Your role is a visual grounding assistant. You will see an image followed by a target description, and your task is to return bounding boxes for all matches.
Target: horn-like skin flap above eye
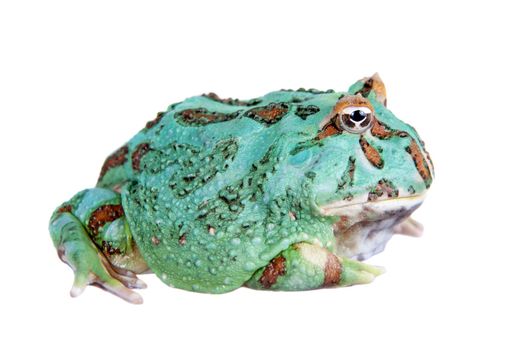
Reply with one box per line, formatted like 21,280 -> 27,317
348,73 -> 387,106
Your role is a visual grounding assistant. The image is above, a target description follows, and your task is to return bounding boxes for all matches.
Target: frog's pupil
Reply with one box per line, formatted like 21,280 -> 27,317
351,110 -> 366,122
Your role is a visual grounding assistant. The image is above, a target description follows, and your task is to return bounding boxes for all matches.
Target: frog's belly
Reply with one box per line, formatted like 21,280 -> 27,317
326,196 -> 424,261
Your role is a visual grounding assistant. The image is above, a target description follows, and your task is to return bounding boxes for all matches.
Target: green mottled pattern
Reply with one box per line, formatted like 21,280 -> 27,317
48,78 -> 433,299
88,86 -> 431,293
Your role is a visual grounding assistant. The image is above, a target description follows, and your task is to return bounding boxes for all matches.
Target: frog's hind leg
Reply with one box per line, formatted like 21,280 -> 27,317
49,188 -> 147,304
245,243 -> 384,291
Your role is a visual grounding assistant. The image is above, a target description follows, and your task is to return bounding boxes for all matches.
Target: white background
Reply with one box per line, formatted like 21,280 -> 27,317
1,1 -> 524,349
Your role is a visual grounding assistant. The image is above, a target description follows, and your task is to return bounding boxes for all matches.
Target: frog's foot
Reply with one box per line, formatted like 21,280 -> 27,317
394,217 -> 424,237
51,212 -> 146,304
245,242 -> 384,290
63,247 -> 147,303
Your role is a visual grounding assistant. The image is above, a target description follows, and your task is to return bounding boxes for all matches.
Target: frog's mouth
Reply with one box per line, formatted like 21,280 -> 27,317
319,194 -> 426,219
319,194 -> 426,261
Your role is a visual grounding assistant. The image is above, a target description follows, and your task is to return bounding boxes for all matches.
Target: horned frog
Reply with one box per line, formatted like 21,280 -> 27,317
49,74 -> 434,304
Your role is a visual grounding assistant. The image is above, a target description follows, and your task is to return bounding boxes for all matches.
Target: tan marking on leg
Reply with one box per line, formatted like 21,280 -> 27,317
259,255 -> 286,289
87,204 -> 125,236
323,252 -> 342,286
296,243 -> 328,267
57,204 -> 72,214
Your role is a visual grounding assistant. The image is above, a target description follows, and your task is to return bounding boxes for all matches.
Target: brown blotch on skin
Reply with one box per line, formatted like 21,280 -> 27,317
323,253 -> 342,286
316,120 -> 341,140
98,145 -> 129,181
371,120 -> 409,139
57,205 -> 72,214
406,139 -> 432,188
368,179 -> 399,201
181,109 -> 214,123
419,139 -> 435,171
295,105 -> 321,120
178,108 -> 238,125
145,112 -> 165,129
371,120 -> 395,139
259,255 -> 286,289
359,136 -> 384,168
178,234 -> 187,246
245,103 -> 289,124
87,204 -> 124,237
132,143 -> 151,171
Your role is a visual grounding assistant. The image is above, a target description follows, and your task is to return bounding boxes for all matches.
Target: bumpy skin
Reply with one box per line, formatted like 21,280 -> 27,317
50,74 -> 433,303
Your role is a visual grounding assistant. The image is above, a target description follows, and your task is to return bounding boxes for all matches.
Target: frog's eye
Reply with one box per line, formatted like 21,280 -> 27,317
339,106 -> 374,133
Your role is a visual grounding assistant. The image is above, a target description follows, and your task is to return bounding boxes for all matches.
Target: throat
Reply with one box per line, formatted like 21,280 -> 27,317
322,195 -> 425,260
333,214 -> 410,261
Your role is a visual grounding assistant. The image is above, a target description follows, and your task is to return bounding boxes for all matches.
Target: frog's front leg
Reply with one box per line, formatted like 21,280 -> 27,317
245,243 -> 384,290
49,189 -> 147,304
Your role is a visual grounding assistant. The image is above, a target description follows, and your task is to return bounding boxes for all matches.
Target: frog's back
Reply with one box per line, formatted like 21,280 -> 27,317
100,88 -> 341,293
96,88 -> 339,189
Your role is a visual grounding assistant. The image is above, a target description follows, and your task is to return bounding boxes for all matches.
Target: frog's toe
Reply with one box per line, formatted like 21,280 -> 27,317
69,268 -> 143,304
394,217 -> 424,237
342,259 -> 385,285
99,257 -> 147,289
70,273 -> 90,297
94,279 -> 144,305
109,271 -> 147,290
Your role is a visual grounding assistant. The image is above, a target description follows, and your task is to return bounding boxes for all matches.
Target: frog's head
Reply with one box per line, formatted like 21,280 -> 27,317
296,74 -> 434,259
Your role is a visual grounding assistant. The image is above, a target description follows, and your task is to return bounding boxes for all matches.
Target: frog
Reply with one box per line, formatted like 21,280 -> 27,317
49,73 -> 433,304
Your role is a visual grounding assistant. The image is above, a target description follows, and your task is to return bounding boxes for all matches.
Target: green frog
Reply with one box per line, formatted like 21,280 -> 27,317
49,73 -> 433,304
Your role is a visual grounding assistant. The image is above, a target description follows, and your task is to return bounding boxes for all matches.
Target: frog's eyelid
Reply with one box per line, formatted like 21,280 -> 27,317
342,106 -> 372,115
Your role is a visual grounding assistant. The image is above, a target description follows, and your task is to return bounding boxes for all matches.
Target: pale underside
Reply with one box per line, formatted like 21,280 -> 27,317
321,195 -> 426,261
